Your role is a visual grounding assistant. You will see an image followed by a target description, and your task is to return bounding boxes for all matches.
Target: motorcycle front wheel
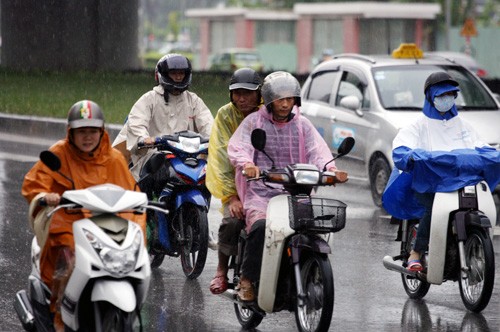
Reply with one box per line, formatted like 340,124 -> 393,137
401,223 -> 430,299
294,253 -> 334,332
459,228 -> 495,312
179,204 -> 208,279
98,302 -> 135,332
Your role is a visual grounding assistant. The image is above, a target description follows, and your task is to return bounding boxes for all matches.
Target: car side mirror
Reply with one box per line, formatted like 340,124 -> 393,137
339,95 -> 364,117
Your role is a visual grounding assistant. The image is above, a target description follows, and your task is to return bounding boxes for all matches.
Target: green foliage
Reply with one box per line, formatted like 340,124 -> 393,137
0,70 -> 229,124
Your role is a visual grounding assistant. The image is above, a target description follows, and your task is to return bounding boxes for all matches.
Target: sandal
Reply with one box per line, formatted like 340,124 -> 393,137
209,275 -> 228,295
407,259 -> 423,272
237,277 -> 255,302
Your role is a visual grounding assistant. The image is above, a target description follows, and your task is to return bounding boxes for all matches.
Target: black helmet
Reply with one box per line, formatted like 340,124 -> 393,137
424,72 -> 459,95
155,53 -> 192,94
261,71 -> 301,108
229,68 -> 262,91
67,100 -> 104,129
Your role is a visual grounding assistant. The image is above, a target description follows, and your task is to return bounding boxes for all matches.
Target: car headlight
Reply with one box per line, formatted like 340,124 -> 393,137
84,229 -> 142,277
293,170 -> 320,184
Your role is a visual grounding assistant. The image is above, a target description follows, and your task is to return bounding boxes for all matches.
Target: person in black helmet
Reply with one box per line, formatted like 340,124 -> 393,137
389,72 -> 490,272
206,68 -> 263,294
112,53 -> 214,180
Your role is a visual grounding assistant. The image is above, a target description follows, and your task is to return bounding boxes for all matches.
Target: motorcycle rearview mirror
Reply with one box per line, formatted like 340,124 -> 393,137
323,137 -> 355,171
40,151 -> 75,189
251,129 -> 276,168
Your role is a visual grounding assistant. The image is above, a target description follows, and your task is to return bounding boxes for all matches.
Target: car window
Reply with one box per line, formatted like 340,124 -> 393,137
373,65 -> 498,110
306,71 -> 339,103
335,71 -> 369,108
234,52 -> 260,62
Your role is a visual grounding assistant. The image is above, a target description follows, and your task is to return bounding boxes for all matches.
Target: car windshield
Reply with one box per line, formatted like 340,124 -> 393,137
373,65 -> 498,111
235,53 -> 260,62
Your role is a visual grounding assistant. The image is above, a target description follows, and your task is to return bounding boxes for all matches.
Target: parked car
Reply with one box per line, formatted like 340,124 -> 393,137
210,48 -> 264,72
427,51 -> 489,78
300,44 -> 500,208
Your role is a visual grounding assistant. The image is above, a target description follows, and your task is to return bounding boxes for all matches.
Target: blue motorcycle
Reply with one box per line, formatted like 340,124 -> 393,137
138,130 -> 211,279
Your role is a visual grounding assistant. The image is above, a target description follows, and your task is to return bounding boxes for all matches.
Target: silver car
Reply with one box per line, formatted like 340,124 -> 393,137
300,46 -> 500,208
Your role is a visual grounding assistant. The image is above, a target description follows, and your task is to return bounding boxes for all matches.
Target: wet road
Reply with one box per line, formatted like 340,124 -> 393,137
1,148 -> 500,331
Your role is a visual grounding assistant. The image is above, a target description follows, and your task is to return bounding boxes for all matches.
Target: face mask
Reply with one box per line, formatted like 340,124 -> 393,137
433,94 -> 455,113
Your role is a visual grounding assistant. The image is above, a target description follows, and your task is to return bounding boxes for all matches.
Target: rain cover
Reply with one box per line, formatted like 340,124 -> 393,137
383,147 -> 500,219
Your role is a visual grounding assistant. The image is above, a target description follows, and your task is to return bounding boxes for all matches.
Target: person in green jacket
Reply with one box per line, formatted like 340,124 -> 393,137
206,68 -> 262,294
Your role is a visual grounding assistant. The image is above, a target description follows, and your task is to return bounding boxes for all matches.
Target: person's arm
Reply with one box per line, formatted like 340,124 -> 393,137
126,92 -> 154,151
192,94 -> 214,138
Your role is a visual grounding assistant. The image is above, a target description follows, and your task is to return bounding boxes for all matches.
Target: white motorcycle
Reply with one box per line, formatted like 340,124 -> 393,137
221,129 -> 355,332
383,149 -> 498,312
14,151 -> 169,331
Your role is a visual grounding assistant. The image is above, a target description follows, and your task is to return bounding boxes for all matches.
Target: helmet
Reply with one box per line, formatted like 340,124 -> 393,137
229,68 -> 262,91
67,100 -> 104,129
424,72 -> 458,95
261,71 -> 301,107
155,53 -> 192,94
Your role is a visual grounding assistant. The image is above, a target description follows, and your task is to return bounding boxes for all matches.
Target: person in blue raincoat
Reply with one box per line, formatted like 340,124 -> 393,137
382,72 -> 499,272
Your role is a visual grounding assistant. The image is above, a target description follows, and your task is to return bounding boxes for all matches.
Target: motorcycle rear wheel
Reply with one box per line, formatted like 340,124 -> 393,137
147,211 -> 165,268
401,223 -> 430,299
179,204 -> 208,279
459,228 -> 495,312
234,302 -> 264,329
295,253 -> 334,332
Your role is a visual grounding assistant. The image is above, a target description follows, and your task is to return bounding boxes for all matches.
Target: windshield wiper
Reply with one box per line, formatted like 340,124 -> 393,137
384,106 -> 421,111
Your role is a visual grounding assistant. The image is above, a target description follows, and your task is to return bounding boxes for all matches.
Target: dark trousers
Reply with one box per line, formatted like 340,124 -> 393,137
413,192 -> 435,253
241,219 -> 266,282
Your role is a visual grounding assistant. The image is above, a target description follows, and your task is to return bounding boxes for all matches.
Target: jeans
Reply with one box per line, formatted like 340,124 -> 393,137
413,192 -> 435,253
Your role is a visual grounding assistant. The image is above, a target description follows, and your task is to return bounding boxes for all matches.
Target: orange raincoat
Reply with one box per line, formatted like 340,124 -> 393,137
21,128 -> 146,289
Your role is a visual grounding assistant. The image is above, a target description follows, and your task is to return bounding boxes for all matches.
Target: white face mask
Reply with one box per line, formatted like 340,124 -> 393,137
433,94 -> 455,113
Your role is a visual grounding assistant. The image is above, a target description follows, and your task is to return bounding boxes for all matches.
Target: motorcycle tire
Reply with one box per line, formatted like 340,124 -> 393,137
234,302 -> 264,329
294,253 -> 334,332
98,302 -> 135,332
147,212 -> 166,269
458,228 -> 495,312
401,223 -> 430,299
179,204 -> 208,279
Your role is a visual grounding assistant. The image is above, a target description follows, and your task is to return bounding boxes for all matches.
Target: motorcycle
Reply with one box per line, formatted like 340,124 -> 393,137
14,150 -> 168,331
382,148 -> 499,312
138,130 -> 211,279
220,129 -> 355,332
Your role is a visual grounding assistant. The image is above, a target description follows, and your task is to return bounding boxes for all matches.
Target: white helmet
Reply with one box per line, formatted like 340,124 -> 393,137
261,71 -> 301,108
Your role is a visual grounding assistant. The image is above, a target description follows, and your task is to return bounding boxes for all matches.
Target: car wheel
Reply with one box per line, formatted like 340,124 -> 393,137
370,157 -> 391,207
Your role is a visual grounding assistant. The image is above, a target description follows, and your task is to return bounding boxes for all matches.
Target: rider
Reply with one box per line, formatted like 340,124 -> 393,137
227,71 -> 348,301
112,53 -> 214,194
21,100 -> 146,331
206,68 -> 263,295
387,72 -> 490,271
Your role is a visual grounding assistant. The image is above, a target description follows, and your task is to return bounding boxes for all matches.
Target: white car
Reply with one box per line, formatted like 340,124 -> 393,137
300,44 -> 500,208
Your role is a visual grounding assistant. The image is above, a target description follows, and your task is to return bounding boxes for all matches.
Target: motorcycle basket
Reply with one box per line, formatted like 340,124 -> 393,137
288,196 -> 346,233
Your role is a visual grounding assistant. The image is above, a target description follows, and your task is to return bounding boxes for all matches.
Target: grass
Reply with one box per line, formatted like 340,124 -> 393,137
0,69 -> 229,124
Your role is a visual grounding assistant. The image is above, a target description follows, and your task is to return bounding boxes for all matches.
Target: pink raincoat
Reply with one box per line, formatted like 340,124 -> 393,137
228,105 -> 335,232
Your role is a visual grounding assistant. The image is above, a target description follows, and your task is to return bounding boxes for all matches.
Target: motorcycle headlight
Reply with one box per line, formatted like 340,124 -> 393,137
84,230 -> 142,277
293,170 -> 320,184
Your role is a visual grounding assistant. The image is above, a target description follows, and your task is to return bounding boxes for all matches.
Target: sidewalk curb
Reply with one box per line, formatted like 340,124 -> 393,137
0,112 -> 121,141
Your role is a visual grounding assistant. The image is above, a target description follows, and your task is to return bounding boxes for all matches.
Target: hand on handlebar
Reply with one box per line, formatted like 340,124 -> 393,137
242,163 -> 260,179
43,193 -> 61,206
334,170 -> 349,183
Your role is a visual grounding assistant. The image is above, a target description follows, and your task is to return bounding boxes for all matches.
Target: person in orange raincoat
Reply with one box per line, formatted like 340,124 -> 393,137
21,100 -> 146,331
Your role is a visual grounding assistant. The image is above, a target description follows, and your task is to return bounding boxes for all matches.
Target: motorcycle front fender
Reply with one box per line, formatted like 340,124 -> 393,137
91,280 -> 136,312
175,189 -> 208,209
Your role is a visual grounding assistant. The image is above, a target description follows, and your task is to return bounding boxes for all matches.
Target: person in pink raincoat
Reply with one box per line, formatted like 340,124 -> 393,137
227,71 -> 348,301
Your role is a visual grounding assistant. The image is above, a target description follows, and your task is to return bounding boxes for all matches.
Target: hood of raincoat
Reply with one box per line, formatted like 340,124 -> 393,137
423,83 -> 460,120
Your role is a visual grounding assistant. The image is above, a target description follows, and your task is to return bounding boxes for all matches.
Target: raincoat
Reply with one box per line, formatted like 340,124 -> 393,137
228,105 -> 335,231
21,129 -> 145,289
113,85 -> 214,179
206,102 -> 257,207
382,83 -> 499,219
